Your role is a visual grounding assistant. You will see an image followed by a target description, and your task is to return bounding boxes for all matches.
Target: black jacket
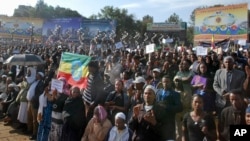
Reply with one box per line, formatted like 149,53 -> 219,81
31,80 -> 44,109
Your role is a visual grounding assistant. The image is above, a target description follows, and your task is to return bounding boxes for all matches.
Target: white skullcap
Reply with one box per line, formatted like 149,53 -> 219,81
133,76 -> 146,84
115,112 -> 126,120
144,85 -> 157,95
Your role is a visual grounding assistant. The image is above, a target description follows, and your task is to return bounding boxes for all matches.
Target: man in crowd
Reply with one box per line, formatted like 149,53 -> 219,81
82,61 -> 104,122
26,72 -> 44,140
213,56 -> 245,109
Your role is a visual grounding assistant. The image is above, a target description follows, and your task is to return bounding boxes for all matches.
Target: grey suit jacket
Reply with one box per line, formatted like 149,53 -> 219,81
213,69 -> 245,95
213,69 -> 245,107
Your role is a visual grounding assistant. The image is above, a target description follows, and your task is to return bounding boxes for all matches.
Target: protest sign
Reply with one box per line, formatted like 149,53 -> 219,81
196,46 -> 207,56
51,78 -> 64,93
146,43 -> 155,54
115,42 -> 123,49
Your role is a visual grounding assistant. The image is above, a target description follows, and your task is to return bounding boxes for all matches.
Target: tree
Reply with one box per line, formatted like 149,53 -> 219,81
89,14 -> 98,19
13,5 -> 35,17
13,0 -> 83,19
186,26 -> 194,46
142,15 -> 153,23
165,13 -> 182,23
97,6 -> 137,41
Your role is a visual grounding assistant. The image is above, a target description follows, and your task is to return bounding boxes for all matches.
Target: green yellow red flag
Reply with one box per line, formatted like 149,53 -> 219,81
57,52 -> 91,89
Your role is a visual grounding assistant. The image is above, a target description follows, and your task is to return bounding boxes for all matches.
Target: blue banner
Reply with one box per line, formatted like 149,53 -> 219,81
80,19 -> 116,40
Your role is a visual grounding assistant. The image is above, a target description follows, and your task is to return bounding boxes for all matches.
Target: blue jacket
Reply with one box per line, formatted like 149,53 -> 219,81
156,89 -> 183,113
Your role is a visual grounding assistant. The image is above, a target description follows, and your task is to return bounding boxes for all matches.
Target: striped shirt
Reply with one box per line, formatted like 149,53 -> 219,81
82,74 -> 94,104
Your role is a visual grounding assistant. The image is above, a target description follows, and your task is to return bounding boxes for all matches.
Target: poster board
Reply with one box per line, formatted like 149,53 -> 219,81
146,43 -> 155,54
51,79 -> 64,93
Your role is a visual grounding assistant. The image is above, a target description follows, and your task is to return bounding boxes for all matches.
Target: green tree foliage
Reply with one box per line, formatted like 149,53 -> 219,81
165,13 -> 182,23
13,0 -> 82,18
13,5 -> 35,17
96,6 -> 137,41
89,14 -> 98,20
142,15 -> 153,23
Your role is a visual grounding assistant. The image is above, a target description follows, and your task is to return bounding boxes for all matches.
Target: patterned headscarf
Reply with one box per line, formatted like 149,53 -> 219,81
95,105 -> 107,123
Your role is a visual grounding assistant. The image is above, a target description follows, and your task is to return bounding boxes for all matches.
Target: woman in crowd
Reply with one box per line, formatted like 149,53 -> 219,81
182,94 -> 217,141
61,86 -> 86,141
36,82 -> 53,141
174,59 -> 194,99
81,105 -> 112,141
191,62 -> 216,114
48,77 -> 69,141
105,112 -> 133,141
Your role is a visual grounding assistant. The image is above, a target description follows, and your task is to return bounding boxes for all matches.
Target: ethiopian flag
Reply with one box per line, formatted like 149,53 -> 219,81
57,52 -> 91,89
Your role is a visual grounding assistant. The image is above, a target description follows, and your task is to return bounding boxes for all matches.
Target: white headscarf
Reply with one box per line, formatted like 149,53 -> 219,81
26,67 -> 36,84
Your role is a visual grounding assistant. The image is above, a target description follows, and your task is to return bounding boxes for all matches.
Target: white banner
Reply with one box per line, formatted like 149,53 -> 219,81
238,39 -> 246,46
196,46 -> 207,56
115,42 -> 123,49
162,38 -> 173,44
51,79 -> 64,93
146,44 -> 155,54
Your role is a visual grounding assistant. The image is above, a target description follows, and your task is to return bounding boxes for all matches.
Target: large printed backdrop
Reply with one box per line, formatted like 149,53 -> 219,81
194,3 -> 248,43
0,16 -> 116,42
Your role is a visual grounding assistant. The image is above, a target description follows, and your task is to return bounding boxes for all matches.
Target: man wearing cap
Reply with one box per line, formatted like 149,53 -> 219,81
106,112 -> 133,141
150,68 -> 161,88
26,71 -> 44,140
127,76 -> 145,121
129,85 -> 168,141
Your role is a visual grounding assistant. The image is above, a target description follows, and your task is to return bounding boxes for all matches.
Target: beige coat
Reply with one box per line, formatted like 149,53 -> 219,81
81,118 -> 112,141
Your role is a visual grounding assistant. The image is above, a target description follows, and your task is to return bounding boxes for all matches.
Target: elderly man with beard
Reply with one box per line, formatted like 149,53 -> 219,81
106,112 -> 133,141
128,85 -> 168,141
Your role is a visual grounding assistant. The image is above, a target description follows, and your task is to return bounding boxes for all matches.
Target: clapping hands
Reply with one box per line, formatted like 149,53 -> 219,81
143,110 -> 157,126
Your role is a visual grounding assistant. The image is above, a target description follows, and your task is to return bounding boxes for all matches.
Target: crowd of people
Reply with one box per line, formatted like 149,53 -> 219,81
0,42 -> 250,141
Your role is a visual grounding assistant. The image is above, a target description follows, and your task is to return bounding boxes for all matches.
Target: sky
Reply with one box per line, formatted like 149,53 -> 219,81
0,0 -> 249,23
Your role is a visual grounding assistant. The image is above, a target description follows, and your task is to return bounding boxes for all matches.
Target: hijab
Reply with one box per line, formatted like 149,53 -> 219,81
26,67 -> 36,84
95,105 -> 108,123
